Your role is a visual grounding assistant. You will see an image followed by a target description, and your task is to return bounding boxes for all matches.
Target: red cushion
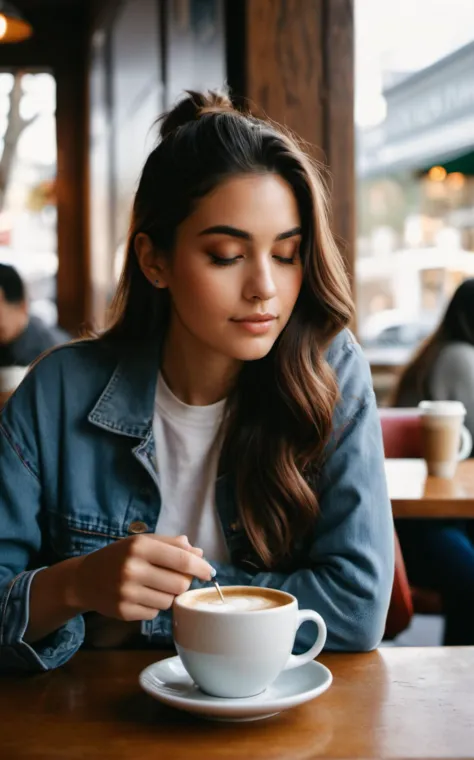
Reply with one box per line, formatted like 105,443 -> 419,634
379,408 -> 422,459
384,531 -> 414,639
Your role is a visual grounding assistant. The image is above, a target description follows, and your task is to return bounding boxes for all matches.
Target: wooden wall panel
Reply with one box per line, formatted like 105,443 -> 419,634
111,0 -> 163,252
245,0 -> 325,156
88,27 -> 112,326
87,0 -> 228,327
323,0 -> 355,286
55,50 -> 88,333
238,0 -> 355,286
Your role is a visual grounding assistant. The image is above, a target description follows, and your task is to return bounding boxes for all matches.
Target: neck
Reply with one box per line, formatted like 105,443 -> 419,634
161,313 -> 241,406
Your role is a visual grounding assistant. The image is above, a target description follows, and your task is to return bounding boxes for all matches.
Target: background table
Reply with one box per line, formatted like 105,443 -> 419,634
1,647 -> 473,759
385,458 -> 474,518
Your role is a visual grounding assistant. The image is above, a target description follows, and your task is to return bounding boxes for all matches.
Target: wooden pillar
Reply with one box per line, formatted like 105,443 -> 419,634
55,42 -> 89,334
227,0 -> 355,287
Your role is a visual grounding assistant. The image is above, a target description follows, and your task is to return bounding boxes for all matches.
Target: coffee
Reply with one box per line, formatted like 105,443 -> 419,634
180,587 -> 285,612
419,401 -> 472,478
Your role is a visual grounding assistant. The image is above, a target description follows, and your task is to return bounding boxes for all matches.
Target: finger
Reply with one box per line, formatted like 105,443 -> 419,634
126,580 -> 188,608
113,603 -> 160,622
131,564 -> 194,597
138,540 -> 214,581
146,534 -> 204,557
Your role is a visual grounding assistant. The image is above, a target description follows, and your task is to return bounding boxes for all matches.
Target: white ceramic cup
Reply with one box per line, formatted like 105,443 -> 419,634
172,585 -> 327,698
0,365 -> 28,392
418,400 -> 472,478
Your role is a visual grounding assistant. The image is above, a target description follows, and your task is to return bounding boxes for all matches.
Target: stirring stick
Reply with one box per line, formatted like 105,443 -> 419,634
210,566 -> 226,603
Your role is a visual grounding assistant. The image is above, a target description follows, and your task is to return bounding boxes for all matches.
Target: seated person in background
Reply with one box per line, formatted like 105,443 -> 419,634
392,278 -> 474,447
391,278 -> 474,645
0,263 -> 69,368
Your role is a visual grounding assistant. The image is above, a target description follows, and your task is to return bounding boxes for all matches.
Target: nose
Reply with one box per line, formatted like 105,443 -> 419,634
243,259 -> 278,302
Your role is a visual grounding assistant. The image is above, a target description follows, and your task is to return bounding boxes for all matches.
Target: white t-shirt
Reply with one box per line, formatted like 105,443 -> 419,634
153,372 -> 230,563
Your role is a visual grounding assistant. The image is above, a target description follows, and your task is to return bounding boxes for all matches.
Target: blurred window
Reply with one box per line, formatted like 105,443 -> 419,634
355,0 -> 474,371
0,70 -> 57,326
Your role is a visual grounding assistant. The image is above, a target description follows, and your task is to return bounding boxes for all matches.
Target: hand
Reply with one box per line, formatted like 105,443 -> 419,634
73,534 -> 213,621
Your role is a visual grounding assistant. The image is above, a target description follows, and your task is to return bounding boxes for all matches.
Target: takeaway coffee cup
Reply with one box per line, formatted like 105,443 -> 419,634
419,400 -> 472,478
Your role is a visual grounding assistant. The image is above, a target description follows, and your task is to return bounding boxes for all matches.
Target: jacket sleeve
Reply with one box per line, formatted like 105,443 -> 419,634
143,333 -> 394,652
0,413 -> 85,674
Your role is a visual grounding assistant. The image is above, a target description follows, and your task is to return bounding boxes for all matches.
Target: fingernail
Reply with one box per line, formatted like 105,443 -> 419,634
209,566 -> 216,578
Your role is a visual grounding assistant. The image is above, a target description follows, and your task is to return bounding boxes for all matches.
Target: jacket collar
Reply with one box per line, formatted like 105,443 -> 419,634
88,340 -> 162,439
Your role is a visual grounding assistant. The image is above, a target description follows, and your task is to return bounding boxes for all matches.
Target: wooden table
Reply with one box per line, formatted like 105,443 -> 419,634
386,458 -> 474,518
1,648 -> 473,759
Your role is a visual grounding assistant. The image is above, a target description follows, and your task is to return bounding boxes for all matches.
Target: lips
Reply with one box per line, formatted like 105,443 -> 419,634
232,314 -> 277,323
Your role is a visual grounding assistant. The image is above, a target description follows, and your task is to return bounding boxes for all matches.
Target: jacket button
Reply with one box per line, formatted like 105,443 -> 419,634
128,521 -> 148,534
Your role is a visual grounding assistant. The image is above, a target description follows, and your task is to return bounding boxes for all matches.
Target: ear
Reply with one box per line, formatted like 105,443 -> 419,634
134,233 -> 169,288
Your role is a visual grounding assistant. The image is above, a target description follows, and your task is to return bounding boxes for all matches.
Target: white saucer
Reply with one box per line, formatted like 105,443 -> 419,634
139,655 -> 332,721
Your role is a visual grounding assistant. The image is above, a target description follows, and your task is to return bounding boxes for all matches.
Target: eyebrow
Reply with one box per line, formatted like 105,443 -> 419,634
198,225 -> 302,242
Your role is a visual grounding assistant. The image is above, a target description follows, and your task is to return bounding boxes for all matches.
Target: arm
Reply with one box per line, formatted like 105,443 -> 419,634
0,420 -> 86,673
431,346 -> 474,448
143,335 -> 395,651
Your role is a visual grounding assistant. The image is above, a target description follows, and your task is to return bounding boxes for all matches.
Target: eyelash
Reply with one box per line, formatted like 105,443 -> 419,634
208,254 -> 297,267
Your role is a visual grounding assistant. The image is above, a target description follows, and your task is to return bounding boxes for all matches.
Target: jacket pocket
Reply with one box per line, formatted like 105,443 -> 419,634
47,511 -> 124,559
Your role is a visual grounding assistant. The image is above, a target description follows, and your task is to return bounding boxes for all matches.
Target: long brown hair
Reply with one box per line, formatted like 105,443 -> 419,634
391,278 -> 474,406
104,91 -> 354,569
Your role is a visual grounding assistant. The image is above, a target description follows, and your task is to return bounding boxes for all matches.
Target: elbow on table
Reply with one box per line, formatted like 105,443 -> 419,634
327,595 -> 389,653
342,621 -> 384,652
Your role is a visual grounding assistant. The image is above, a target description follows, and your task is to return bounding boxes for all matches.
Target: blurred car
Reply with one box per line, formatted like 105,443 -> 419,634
360,310 -> 435,367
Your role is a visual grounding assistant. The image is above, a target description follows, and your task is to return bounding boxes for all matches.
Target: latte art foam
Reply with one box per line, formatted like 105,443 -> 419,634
192,595 -> 279,612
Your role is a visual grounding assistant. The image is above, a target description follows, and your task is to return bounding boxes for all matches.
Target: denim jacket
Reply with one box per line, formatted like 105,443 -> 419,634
0,329 -> 394,673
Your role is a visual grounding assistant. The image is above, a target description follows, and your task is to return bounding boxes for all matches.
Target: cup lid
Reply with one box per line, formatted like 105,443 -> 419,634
418,400 -> 466,416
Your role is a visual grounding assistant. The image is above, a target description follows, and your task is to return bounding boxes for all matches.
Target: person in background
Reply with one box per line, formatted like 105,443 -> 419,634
0,263 -> 69,368
391,278 -> 474,644
0,91 -> 394,673
393,278 -> 474,445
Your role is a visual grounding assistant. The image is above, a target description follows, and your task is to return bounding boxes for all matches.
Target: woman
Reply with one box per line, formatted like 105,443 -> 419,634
392,278 -> 474,644
0,92 -> 393,673
393,278 -> 474,444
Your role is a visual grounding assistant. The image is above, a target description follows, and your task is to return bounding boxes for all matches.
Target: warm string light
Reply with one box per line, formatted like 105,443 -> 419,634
428,165 -> 447,182
0,4 -> 33,43
446,172 -> 465,189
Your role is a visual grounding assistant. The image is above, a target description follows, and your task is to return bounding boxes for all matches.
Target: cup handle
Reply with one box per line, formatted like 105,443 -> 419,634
284,609 -> 327,671
458,425 -> 472,461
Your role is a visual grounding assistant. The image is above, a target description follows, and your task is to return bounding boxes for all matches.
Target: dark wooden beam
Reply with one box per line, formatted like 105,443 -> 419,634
227,0 -> 355,288
323,0 -> 355,287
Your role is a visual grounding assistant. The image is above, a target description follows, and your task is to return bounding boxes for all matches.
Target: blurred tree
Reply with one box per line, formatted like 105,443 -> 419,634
0,71 -> 39,212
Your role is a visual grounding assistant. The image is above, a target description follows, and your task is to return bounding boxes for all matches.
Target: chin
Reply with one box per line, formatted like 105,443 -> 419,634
226,337 -> 277,362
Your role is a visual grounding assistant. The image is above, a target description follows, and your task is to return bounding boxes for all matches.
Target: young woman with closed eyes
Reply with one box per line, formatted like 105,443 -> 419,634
0,91 -> 393,672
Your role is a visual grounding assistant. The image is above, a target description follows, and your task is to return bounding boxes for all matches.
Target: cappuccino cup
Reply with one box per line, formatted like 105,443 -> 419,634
0,365 -> 27,392
418,400 -> 472,478
173,585 -> 327,698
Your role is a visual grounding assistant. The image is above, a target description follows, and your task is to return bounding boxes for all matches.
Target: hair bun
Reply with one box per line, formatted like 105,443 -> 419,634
159,90 -> 236,139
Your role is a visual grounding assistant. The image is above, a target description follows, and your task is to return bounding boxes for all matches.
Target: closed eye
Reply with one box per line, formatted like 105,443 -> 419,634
207,254 -> 241,266
273,255 -> 297,264
208,254 -> 298,266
